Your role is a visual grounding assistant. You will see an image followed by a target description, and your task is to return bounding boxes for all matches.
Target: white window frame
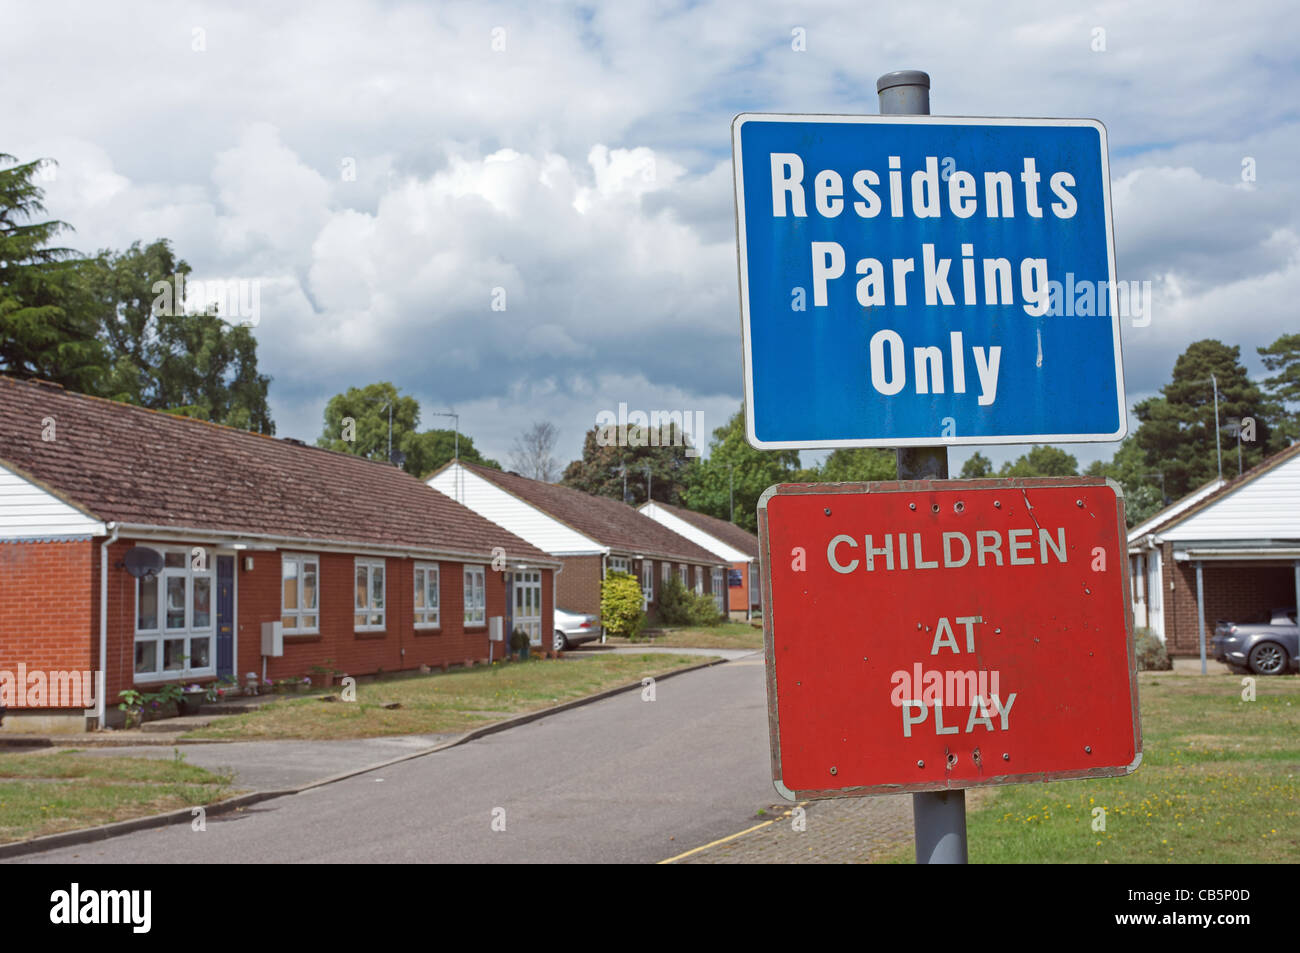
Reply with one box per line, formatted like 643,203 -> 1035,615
642,560 -> 654,611
712,567 -> 725,612
608,556 -> 630,575
694,565 -> 704,595
662,561 -> 671,584
134,547 -> 216,682
414,561 -> 440,629
514,570 -> 543,646
354,558 -> 386,631
281,553 -> 320,635
679,564 -> 689,586
464,564 -> 486,627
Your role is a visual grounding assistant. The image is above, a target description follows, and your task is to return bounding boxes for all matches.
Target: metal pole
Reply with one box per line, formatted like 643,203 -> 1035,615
387,402 -> 393,461
878,68 -> 967,866
1211,373 -> 1222,483
729,465 -> 734,522
1196,560 -> 1208,675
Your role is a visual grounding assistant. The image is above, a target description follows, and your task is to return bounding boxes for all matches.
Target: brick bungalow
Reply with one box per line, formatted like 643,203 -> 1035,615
638,501 -> 760,621
427,460 -> 728,638
1127,441 -> 1300,658
0,377 -> 559,731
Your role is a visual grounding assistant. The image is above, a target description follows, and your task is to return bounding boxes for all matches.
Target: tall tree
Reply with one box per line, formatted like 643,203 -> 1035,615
87,239 -> 273,432
682,409 -> 801,532
1133,339 -> 1280,497
0,155 -> 104,390
509,421 -> 561,482
1258,333 -> 1300,444
561,423 -> 698,505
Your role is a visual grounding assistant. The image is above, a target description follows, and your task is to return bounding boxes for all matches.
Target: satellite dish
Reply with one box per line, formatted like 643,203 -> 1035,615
123,546 -> 164,579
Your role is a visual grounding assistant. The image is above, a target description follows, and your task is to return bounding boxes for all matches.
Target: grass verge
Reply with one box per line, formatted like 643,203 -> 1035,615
0,749 -> 238,844
185,653 -> 705,741
610,622 -> 763,650
879,673 -> 1300,863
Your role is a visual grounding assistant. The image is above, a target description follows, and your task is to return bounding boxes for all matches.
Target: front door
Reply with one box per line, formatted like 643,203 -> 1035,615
514,571 -> 542,647
216,555 -> 235,678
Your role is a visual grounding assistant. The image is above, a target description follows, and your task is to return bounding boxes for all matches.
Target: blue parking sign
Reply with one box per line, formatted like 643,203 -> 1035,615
732,114 -> 1125,449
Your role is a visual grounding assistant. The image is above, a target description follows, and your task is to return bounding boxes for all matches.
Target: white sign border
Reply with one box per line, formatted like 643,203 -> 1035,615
731,112 -> 1129,451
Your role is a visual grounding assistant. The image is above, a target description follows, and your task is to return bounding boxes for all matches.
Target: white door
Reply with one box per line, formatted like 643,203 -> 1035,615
514,571 -> 543,646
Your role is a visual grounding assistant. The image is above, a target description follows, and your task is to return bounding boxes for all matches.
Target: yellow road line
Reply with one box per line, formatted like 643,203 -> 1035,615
657,802 -> 808,865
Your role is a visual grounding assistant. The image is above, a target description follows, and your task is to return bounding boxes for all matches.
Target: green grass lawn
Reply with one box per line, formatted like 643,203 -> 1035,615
0,749 -> 238,844
610,622 -> 763,650
881,673 -> 1300,863
186,653 -> 704,741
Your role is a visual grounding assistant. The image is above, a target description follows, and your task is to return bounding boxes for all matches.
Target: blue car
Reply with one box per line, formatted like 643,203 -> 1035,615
1212,608 -> 1299,675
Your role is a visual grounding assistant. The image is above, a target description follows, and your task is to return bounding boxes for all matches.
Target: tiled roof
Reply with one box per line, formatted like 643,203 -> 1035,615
645,500 -> 760,558
453,461 -> 725,565
0,376 -> 556,562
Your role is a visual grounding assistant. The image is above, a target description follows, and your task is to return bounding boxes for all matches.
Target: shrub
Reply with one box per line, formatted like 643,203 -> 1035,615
600,571 -> 645,640
657,576 -> 723,627
1135,628 -> 1172,671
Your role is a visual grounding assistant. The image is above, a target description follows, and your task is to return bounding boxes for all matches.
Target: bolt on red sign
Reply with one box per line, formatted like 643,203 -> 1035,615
758,477 -> 1141,799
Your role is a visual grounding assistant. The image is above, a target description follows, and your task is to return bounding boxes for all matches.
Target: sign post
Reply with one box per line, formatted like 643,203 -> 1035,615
732,70 -> 1137,864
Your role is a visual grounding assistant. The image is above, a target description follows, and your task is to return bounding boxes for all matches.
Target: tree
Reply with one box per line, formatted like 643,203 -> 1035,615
960,452 -> 993,478
682,409 -> 801,532
509,421 -> 560,482
561,423 -> 698,505
599,571 -> 644,640
318,382 -> 420,463
403,428 -> 499,480
87,239 -> 273,432
1133,340 -> 1281,498
817,448 -> 897,482
0,154 -> 104,391
1258,333 -> 1300,444
1085,438 -> 1166,527
997,445 -> 1079,477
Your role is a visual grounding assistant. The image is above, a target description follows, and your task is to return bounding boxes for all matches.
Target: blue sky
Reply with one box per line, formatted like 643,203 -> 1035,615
3,0 -> 1297,472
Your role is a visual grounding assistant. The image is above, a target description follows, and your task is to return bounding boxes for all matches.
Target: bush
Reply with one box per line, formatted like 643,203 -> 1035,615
600,571 -> 645,640
1135,628 -> 1172,671
657,576 -> 723,627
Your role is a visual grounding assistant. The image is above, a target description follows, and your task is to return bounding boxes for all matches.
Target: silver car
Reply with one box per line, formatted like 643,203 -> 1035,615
554,607 -> 600,651
1212,608 -> 1299,675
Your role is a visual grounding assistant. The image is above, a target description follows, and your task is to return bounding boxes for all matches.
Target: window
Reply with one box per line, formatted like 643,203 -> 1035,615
354,558 -> 386,630
464,565 -> 486,626
694,566 -> 704,595
414,562 -> 440,628
642,560 -> 654,611
712,567 -> 725,613
662,561 -> 671,584
135,548 -> 214,680
679,564 -> 688,586
608,556 -> 630,575
282,554 -> 319,633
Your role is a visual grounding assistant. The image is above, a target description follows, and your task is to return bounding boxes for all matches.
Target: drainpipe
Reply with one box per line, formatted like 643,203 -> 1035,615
98,522 -> 119,729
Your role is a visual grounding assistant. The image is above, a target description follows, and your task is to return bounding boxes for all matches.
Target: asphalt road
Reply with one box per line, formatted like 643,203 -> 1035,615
12,655 -> 776,864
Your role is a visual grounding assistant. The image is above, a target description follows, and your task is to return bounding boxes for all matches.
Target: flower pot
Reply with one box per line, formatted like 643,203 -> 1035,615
178,693 -> 205,716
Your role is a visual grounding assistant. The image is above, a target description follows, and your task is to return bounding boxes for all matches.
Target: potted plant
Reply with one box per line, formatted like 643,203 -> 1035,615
510,627 -> 530,660
309,660 -> 342,688
117,689 -> 145,729
178,683 -> 207,716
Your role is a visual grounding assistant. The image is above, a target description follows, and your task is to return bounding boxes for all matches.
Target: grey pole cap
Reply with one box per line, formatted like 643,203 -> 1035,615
876,70 -> 931,94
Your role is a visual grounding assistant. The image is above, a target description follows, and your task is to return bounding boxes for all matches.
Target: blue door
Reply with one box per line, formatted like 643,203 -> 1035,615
217,555 -> 235,678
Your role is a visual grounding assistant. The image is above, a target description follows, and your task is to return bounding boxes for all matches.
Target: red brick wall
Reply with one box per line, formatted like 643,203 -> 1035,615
1163,548 -> 1296,656
556,555 -> 603,616
0,540 -> 96,703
